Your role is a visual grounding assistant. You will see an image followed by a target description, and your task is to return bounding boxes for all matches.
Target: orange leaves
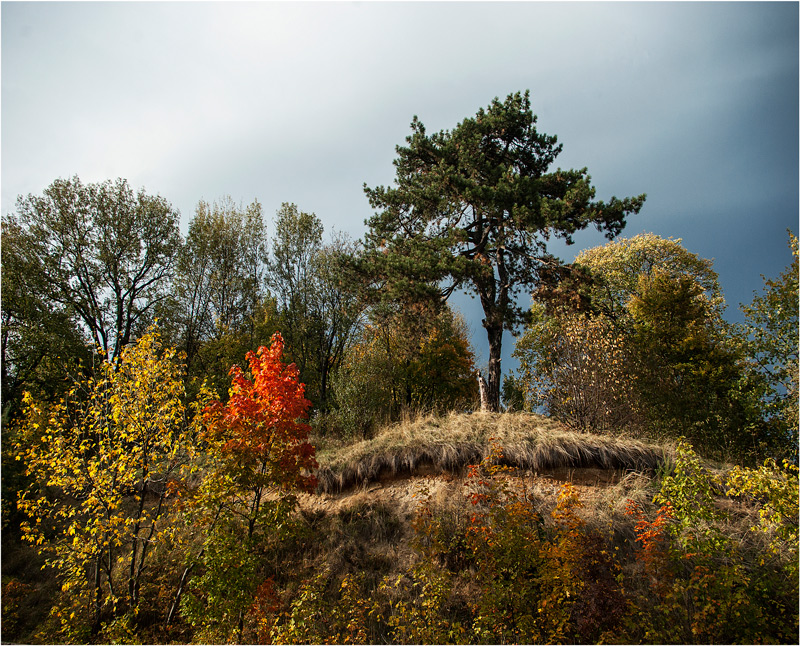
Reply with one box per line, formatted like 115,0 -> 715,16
202,332 -> 318,494
626,499 -> 675,584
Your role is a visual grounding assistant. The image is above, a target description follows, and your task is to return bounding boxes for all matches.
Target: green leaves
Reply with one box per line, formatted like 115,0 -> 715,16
362,90 -> 645,410
11,176 -> 181,363
518,233 -> 766,457
740,231 -> 798,451
329,305 -> 478,436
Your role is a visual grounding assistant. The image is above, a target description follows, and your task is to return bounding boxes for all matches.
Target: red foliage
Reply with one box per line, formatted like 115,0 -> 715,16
625,499 -> 675,594
203,332 -> 318,493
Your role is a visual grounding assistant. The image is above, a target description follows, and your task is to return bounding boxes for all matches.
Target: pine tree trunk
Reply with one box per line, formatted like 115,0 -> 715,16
486,325 -> 503,412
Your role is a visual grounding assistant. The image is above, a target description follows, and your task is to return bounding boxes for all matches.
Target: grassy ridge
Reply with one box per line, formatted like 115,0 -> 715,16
315,411 -> 670,493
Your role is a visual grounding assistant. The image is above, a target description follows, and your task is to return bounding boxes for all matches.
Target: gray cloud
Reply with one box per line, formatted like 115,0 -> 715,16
3,1 -> 796,376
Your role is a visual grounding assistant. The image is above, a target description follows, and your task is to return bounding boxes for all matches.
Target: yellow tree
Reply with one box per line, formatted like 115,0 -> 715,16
514,303 -> 639,432
574,232 -> 724,321
15,327 -> 199,637
517,233 -> 763,455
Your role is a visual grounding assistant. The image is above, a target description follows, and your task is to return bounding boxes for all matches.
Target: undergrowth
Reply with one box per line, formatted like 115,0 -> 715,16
263,438 -> 798,645
4,414 -> 797,644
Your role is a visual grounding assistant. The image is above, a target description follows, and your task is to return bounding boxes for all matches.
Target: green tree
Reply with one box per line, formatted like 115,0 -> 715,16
8,176 -> 181,363
627,270 -> 755,455
361,91 -> 645,411
330,305 -> 478,437
0,216 -> 89,419
308,235 -> 367,411
740,231 -> 798,453
268,203 -> 324,382
517,234 -> 761,455
168,196 -> 268,365
268,204 -> 364,410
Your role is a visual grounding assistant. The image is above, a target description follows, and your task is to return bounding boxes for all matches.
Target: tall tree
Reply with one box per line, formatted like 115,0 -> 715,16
626,270 -> 753,456
8,176 -> 181,363
171,196 -> 268,365
362,91 -> 645,410
306,235 -> 366,410
267,203 -> 324,383
741,231 -> 799,452
267,204 -> 363,409
0,216 -> 88,418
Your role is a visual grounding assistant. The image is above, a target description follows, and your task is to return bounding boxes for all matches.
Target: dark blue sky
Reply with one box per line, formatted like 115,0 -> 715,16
3,1 -> 797,375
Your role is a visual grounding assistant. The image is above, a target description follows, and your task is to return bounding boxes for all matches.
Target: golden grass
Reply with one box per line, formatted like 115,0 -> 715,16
315,411 -> 671,494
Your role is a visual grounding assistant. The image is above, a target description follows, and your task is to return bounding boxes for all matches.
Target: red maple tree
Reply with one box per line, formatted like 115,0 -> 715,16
203,331 -> 318,495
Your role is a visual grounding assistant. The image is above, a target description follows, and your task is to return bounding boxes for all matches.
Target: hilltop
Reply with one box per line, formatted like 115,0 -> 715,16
303,411 -> 670,524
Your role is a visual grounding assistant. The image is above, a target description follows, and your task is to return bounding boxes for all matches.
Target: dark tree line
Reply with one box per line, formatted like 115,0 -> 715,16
2,177 -> 479,429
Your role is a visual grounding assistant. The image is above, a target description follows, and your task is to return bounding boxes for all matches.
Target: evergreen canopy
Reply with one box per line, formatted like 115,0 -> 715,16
362,91 -> 646,410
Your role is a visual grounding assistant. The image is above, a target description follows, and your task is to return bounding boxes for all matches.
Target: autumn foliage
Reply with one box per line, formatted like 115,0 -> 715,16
202,332 -> 317,494
6,234 -> 798,645
4,130 -> 796,645
259,438 -> 798,645
14,328 -> 195,639
176,333 -> 317,643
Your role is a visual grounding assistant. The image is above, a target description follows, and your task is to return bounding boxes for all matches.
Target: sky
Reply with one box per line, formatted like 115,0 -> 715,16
2,1 -> 798,375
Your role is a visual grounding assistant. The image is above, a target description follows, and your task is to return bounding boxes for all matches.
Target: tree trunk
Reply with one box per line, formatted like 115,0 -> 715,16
92,555 -> 103,636
485,325 -> 503,412
167,505 -> 223,629
478,371 -> 490,412
166,562 -> 194,627
237,483 -> 264,643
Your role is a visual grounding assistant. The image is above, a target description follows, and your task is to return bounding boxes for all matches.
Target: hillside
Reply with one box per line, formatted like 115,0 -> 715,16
281,413 -> 795,645
313,411 -> 667,492
4,411 -> 797,645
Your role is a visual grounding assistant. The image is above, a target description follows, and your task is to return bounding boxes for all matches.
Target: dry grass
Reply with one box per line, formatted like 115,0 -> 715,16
315,411 -> 671,494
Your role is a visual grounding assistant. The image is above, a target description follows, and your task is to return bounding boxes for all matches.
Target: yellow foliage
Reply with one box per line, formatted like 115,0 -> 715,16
14,325 -> 198,629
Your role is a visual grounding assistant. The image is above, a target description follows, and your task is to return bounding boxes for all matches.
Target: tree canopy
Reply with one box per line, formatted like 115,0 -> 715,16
574,232 -> 724,319
15,327 -> 195,637
362,91 -> 645,410
741,231 -> 799,450
171,196 -> 267,364
7,176 -> 181,363
515,233 -> 773,458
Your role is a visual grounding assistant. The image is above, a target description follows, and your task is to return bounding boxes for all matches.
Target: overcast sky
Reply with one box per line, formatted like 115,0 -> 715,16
2,1 -> 798,374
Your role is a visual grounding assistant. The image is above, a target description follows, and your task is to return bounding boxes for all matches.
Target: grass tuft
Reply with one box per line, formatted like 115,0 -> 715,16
315,411 -> 670,494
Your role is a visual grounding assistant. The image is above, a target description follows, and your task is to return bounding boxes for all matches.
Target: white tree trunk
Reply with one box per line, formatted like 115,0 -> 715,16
478,370 -> 490,412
